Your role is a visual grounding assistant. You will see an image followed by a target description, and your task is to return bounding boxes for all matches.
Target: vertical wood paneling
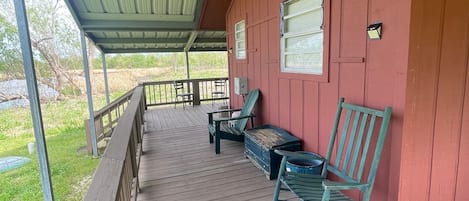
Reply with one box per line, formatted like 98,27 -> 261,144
398,0 -> 444,200
303,81 -> 319,152
317,0 -> 342,157
253,25 -> 262,90
318,64 -> 340,156
268,63 -> 280,126
278,79 -> 291,131
268,19 -> 280,63
259,0 -> 269,19
340,0 -> 367,58
429,1 -> 468,200
227,1 -> 411,200
400,0 -> 469,201
247,29 -> 256,87
290,80 -> 304,139
455,41 -> 469,200
339,0 -> 366,105
267,13 -> 280,126
260,22 -> 270,123
385,0 -> 411,199
339,63 -> 365,104
267,0 -> 278,17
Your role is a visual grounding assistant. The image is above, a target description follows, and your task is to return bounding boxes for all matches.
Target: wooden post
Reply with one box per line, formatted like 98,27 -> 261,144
85,120 -> 92,154
192,80 -> 200,105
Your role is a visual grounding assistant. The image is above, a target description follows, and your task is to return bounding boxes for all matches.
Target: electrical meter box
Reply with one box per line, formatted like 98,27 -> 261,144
234,77 -> 248,95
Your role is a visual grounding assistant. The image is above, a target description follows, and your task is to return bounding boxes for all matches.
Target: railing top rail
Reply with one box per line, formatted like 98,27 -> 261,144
103,86 -> 142,159
85,86 -> 144,201
141,77 -> 228,85
93,88 -> 135,117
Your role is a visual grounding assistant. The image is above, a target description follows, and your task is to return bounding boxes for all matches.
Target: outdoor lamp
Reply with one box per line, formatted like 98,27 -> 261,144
367,22 -> 383,40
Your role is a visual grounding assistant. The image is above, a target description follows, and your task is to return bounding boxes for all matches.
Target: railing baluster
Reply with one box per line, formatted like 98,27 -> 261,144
99,79 -> 229,110
157,84 -> 161,104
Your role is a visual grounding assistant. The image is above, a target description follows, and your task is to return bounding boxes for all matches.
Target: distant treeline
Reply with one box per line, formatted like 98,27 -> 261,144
65,52 -> 229,70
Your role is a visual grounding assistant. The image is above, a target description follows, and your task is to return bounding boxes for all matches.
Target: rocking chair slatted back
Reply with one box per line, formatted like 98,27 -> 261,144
273,97 -> 392,201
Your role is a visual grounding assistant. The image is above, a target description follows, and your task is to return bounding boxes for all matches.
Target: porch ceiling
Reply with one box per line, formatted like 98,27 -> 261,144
64,0 -> 230,53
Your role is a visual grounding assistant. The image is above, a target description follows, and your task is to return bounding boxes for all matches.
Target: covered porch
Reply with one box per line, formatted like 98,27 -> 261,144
81,82 -> 296,201
138,104 -> 296,201
13,0 -> 469,200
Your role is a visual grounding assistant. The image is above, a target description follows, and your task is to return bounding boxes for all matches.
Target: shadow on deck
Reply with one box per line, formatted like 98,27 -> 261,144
138,104 -> 296,201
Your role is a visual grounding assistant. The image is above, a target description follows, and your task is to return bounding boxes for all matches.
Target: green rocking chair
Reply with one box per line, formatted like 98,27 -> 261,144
207,88 -> 260,154
273,97 -> 392,201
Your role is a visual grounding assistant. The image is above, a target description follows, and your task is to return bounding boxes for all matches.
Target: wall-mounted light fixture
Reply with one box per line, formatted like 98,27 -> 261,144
367,22 -> 383,40
228,48 -> 233,53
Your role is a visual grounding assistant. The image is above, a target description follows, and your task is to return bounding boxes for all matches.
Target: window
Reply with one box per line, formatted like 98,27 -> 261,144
235,20 -> 246,59
281,0 -> 324,74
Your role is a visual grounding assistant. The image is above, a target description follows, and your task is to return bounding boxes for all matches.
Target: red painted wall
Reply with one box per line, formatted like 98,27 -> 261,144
399,0 -> 469,200
226,0 -> 410,200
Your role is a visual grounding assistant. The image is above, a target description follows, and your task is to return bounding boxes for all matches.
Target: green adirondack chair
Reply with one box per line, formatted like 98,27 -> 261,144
273,97 -> 392,201
208,88 -> 260,154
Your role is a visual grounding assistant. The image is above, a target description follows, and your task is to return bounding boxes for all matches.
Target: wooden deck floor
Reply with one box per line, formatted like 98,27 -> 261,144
138,103 -> 296,201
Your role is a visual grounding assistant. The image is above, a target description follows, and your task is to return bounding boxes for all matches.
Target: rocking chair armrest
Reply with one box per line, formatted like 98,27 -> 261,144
322,180 -> 369,191
207,108 -> 242,115
208,111 -> 245,125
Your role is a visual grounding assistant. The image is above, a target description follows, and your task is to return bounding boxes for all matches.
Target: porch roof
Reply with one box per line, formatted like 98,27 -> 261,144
64,0 -> 231,53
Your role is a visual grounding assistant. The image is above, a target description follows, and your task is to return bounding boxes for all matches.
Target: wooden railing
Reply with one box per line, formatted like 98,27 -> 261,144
85,86 -> 145,201
85,89 -> 134,154
141,77 -> 229,107
84,77 -> 230,200
85,77 -> 230,154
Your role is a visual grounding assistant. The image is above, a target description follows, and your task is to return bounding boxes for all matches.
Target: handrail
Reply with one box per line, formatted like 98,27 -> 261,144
85,77 -> 230,154
84,86 -> 145,201
83,77 -> 230,200
85,89 -> 134,154
141,77 -> 229,108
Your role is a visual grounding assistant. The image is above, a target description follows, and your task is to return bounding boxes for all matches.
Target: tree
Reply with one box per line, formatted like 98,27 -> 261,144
0,0 -> 82,92
26,0 -> 81,91
0,14 -> 23,79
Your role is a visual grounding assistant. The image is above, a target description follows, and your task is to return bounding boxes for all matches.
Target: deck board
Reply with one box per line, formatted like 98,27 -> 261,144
138,104 -> 297,201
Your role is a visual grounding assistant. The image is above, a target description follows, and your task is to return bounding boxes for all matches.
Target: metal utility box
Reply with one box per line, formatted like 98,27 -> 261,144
234,77 -> 248,95
244,125 -> 302,180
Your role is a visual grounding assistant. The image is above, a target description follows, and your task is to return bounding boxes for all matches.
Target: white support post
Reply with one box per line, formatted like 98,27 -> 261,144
102,53 -> 110,104
185,51 -> 191,80
80,30 -> 98,157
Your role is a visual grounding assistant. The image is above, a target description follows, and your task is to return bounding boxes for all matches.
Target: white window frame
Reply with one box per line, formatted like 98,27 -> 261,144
235,20 -> 246,59
280,0 -> 324,74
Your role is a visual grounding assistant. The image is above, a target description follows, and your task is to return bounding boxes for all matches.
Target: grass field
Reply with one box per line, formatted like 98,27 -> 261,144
0,97 -> 104,201
0,67 -> 227,200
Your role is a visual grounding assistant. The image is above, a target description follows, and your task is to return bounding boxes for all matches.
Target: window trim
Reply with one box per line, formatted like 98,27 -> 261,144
235,20 -> 246,60
279,0 -> 330,82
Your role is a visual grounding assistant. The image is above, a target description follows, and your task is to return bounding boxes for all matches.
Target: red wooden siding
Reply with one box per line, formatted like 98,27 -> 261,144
226,0 -> 410,200
399,0 -> 469,200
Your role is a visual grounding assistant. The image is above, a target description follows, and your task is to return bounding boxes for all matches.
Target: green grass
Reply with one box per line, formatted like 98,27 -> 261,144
0,67 -> 228,200
0,96 -> 107,201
